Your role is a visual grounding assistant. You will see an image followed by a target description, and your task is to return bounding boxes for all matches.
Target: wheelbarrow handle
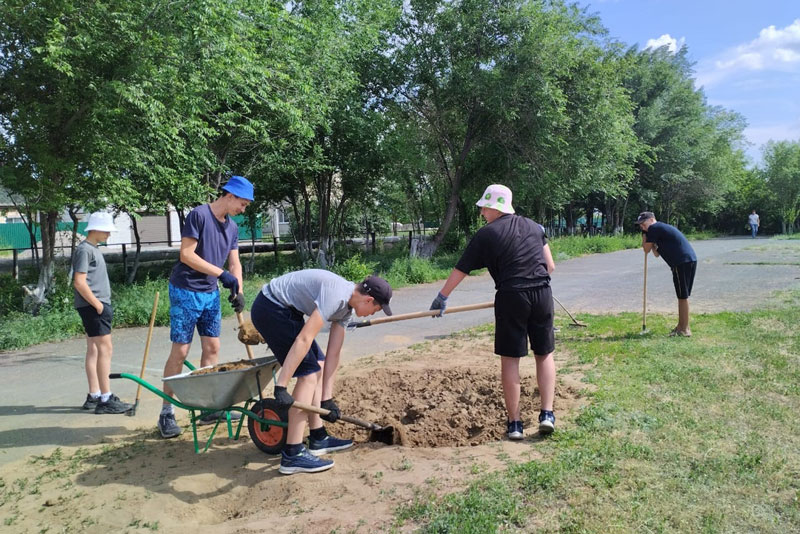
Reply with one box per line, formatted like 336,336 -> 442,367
349,301 -> 494,328
292,401 -> 381,431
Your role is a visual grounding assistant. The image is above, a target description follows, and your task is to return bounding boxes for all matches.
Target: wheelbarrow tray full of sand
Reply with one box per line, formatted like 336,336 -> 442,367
111,356 -> 292,455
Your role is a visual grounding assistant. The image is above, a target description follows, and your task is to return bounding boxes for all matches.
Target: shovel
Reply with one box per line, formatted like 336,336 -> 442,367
348,301 -> 494,328
293,401 -> 397,445
126,291 -> 159,416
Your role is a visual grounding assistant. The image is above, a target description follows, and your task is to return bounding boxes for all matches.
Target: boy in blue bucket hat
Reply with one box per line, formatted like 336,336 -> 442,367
157,175 -> 254,438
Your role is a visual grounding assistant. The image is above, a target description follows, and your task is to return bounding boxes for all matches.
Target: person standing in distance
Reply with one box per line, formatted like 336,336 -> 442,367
157,176 -> 253,438
72,212 -> 132,414
430,184 -> 557,439
748,209 -> 760,239
635,211 -> 697,337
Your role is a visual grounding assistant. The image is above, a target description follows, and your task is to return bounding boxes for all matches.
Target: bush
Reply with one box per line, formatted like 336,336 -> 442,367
385,257 -> 451,287
0,274 -> 23,317
330,253 -> 380,282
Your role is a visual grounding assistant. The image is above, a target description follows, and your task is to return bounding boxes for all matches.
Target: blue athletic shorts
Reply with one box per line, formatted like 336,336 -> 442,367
250,291 -> 324,377
169,283 -> 221,344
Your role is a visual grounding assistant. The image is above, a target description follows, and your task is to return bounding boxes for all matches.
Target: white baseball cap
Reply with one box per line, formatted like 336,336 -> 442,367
475,184 -> 514,214
85,212 -> 117,233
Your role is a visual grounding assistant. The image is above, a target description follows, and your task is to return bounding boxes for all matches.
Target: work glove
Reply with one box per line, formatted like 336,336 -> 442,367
273,385 -> 294,408
218,270 -> 239,296
429,292 -> 448,317
320,398 -> 340,423
229,292 -> 245,313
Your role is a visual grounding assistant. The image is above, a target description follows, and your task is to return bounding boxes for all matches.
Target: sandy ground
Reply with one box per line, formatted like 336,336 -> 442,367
0,333 -> 588,534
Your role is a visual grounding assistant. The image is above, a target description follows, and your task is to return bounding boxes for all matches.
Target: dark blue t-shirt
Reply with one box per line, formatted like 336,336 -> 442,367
644,222 -> 696,267
169,204 -> 239,292
455,214 -> 550,291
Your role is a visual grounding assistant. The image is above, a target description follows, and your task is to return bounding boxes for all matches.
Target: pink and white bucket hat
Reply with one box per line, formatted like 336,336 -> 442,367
475,184 -> 515,214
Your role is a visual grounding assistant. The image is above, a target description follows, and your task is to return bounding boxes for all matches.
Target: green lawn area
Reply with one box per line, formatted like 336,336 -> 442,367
395,290 -> 800,533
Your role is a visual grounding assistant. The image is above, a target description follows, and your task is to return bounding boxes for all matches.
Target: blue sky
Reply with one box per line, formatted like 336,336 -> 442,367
577,0 -> 799,166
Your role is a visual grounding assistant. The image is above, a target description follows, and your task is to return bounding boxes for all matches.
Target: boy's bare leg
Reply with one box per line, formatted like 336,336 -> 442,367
500,356 -> 521,421
677,299 -> 691,334
199,335 -> 220,367
84,336 -> 100,393
162,342 -> 191,397
287,373 -> 319,444
534,352 -> 556,411
94,334 -> 113,393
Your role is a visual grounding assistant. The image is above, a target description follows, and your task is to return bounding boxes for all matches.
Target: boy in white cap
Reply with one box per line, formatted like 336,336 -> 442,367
72,211 -> 132,414
158,175 -> 254,438
430,184 -> 557,439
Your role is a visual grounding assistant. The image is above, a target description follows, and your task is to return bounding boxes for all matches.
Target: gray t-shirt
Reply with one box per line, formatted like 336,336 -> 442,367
262,269 -> 354,327
72,240 -> 111,308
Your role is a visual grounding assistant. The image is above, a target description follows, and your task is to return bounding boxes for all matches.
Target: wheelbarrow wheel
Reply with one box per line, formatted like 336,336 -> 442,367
247,398 -> 288,455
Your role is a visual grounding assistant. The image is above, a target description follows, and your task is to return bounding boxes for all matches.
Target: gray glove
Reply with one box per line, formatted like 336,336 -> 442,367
273,385 -> 294,408
320,398 -> 340,423
430,292 -> 448,317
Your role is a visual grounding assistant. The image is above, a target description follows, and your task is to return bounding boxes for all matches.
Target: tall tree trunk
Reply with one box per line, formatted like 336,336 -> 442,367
126,215 -> 142,285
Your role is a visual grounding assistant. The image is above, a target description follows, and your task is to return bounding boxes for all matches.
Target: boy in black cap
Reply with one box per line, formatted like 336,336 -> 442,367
635,212 -> 697,336
250,269 -> 392,475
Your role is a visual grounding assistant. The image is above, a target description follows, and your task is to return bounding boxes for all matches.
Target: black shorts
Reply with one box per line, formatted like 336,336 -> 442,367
250,291 -> 325,378
77,303 -> 113,337
494,286 -> 555,357
672,261 -> 697,300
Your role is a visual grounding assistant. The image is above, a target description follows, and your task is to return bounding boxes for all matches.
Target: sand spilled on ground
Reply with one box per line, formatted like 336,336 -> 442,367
0,333 -> 589,534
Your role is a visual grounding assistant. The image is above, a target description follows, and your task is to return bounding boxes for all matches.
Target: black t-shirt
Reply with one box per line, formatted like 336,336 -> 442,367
455,214 -> 550,291
644,222 -> 697,267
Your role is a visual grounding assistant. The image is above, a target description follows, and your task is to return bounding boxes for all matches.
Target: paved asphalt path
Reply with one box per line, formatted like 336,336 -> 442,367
1,237 -> 798,465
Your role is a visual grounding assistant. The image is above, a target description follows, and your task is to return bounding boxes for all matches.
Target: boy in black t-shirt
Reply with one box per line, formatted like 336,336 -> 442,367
635,212 -> 697,337
430,184 -> 557,439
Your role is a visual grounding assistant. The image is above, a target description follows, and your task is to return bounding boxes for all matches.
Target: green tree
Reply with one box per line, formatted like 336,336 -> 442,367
762,140 -> 800,234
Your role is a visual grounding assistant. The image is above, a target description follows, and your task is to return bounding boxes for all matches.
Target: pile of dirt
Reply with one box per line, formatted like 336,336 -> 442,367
190,359 -> 257,375
331,338 -> 585,448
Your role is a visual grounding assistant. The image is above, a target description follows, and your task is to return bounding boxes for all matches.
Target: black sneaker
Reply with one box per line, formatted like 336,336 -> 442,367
538,411 -> 556,434
82,394 -> 99,410
94,394 -> 132,415
158,413 -> 183,438
507,420 -> 524,440
197,410 -> 242,426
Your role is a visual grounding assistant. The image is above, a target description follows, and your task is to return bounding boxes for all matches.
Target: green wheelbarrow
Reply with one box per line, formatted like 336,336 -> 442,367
110,356 -> 289,455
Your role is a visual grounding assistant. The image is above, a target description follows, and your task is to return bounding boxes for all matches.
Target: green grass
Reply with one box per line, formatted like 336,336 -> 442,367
395,292 -> 800,533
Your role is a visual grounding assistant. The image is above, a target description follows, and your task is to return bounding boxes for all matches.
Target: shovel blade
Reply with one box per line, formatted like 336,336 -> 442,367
368,426 -> 396,445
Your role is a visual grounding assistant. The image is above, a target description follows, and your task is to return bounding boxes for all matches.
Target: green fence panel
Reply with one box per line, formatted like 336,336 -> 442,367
0,222 -> 88,249
231,215 -> 262,240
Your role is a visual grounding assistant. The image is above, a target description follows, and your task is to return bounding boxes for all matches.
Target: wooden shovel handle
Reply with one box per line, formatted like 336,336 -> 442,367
351,301 -> 494,328
292,401 -> 381,430
135,291 -> 159,403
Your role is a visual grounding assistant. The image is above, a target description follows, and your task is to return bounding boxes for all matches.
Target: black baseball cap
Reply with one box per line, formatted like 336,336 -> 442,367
361,275 -> 393,316
635,211 -> 655,225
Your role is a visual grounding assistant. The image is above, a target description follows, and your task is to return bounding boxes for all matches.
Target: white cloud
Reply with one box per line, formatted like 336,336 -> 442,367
645,34 -> 685,54
697,19 -> 800,88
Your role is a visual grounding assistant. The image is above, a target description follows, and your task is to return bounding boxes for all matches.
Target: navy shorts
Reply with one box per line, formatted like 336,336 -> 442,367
77,303 -> 113,337
494,286 -> 555,357
250,291 -> 324,377
169,283 -> 221,344
672,261 -> 697,300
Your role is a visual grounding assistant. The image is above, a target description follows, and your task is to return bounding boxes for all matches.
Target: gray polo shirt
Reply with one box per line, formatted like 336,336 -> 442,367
72,240 -> 111,308
262,269 -> 354,327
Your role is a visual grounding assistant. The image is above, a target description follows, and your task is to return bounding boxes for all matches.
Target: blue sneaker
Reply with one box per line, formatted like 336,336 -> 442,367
507,420 -> 523,440
308,434 -> 354,456
538,411 -> 556,435
279,446 -> 334,475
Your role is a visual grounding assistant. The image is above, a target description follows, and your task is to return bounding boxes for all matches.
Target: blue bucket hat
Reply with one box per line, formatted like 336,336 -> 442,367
222,175 -> 254,201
